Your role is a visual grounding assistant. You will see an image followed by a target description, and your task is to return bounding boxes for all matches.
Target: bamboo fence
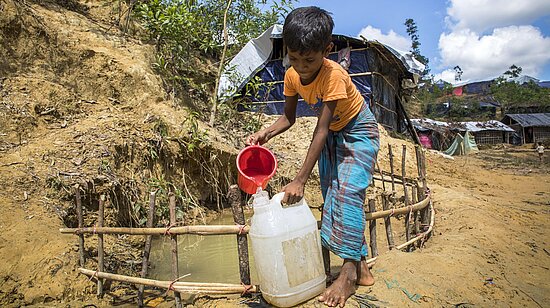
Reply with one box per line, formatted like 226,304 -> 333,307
60,144 -> 434,307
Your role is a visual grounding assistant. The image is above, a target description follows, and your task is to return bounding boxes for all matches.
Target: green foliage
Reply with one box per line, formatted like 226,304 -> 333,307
216,75 -> 269,138
504,64 -> 522,78
181,111 -> 208,153
491,65 -> 550,111
134,0 -> 295,114
491,78 -> 550,111
404,18 -> 430,75
145,176 -> 190,225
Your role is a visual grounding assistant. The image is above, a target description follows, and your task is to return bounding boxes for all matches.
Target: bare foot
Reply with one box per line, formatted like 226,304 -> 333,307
318,260 -> 357,307
357,260 -> 375,286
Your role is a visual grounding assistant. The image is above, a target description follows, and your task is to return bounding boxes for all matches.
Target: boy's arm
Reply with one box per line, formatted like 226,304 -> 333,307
282,100 -> 336,205
246,95 -> 298,145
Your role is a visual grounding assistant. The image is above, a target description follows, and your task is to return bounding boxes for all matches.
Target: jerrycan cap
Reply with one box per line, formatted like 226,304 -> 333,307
252,189 -> 270,207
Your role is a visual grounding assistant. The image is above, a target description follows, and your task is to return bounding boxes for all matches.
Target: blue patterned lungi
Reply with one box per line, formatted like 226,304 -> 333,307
319,101 -> 379,261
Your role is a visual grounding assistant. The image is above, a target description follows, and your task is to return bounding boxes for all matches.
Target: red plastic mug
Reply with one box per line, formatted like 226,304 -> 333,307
236,145 -> 277,194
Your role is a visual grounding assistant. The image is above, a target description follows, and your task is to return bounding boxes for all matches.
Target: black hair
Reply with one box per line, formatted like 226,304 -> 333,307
283,6 -> 334,53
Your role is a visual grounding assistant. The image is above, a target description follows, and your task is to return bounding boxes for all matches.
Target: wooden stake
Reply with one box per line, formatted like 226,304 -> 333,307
415,146 -> 427,230
412,185 -> 420,235
401,146 -> 412,252
375,162 -> 386,191
97,195 -> 105,297
75,185 -> 85,267
368,198 -> 378,257
138,191 -> 156,307
381,193 -> 395,250
388,144 -> 396,195
229,185 -> 251,286
421,150 -> 431,238
169,193 -> 182,308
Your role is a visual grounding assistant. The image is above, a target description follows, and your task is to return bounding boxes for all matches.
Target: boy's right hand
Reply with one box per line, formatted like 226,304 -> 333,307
246,130 -> 269,146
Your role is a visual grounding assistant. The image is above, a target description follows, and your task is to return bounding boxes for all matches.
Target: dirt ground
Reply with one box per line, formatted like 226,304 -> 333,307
1,1 -> 549,307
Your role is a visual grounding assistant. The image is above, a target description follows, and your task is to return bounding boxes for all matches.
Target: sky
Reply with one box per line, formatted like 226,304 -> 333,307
283,0 -> 550,84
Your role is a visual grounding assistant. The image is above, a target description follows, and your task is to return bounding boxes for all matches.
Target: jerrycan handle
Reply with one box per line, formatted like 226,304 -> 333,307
271,192 -> 286,210
273,192 -> 304,208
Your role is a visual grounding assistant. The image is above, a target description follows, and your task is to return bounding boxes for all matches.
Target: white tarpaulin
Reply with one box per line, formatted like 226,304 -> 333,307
217,25 -> 282,101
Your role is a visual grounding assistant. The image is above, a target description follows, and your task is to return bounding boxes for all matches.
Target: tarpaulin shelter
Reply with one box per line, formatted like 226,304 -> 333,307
457,120 -> 514,145
217,25 -> 425,137
411,118 -> 451,151
443,131 -> 479,156
412,118 -> 513,150
501,113 -> 550,144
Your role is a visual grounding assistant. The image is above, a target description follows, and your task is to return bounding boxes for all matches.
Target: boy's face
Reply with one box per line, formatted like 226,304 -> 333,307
287,43 -> 333,84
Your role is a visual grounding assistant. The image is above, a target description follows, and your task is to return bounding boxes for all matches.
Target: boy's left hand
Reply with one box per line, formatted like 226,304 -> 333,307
281,180 -> 305,205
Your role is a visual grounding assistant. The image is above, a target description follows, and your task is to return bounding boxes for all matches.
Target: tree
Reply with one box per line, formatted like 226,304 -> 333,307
504,64 -> 522,78
453,65 -> 463,82
492,65 -> 550,112
404,18 -> 430,75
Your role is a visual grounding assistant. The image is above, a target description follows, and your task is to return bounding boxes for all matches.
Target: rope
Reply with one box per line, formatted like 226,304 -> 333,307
241,282 -> 254,296
236,224 -> 247,235
88,270 -> 99,282
163,224 -> 175,237
163,274 -> 191,296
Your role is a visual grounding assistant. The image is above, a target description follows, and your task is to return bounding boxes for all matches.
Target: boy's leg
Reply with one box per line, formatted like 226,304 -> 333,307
357,257 -> 375,286
318,259 -> 358,307
322,246 -> 332,284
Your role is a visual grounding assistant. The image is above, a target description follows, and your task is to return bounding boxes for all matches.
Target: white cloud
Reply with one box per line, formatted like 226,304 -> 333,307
433,69 -> 459,84
357,26 -> 411,52
436,25 -> 550,83
446,0 -> 550,33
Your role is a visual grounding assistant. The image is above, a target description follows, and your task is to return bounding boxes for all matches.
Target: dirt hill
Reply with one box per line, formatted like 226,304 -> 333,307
1,1 -> 549,307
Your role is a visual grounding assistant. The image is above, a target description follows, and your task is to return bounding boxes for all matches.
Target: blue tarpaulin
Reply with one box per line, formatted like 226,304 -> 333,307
238,49 -> 372,116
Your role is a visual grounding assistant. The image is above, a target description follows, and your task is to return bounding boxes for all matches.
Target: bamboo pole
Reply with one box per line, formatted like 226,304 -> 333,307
368,198 -> 378,257
79,268 -> 258,294
372,174 -> 416,186
169,193 -> 182,308
229,185 -> 250,286
97,195 -> 105,297
138,191 -> 156,307
62,197 -> 430,237
60,225 -> 251,235
365,197 -> 429,220
381,193 -> 395,250
401,146 -> 412,252
74,185 -> 85,267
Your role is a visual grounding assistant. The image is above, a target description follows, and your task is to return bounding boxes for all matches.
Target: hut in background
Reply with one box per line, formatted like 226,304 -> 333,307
501,113 -> 550,144
217,25 -> 425,138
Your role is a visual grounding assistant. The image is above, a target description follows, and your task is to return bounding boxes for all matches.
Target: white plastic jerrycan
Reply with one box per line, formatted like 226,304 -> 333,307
249,190 -> 326,307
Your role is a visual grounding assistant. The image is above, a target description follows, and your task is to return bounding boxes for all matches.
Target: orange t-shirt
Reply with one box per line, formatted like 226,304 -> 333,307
283,58 -> 364,131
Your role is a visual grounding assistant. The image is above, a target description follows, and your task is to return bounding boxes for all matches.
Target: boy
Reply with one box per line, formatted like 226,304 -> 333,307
536,141 -> 544,162
246,6 -> 379,307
